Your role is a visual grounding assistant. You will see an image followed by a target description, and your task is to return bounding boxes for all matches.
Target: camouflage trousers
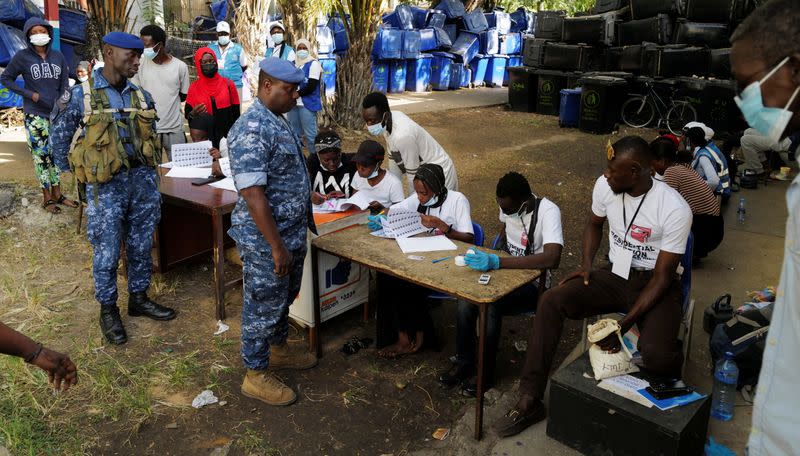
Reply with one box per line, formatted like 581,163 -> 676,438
239,244 -> 306,370
24,114 -> 60,189
86,167 -> 161,307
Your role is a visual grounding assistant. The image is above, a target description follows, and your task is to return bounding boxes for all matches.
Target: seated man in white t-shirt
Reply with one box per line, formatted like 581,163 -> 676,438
350,140 -> 405,212
361,91 -> 459,193
439,172 -> 564,397
494,136 -> 692,438
370,163 -> 474,358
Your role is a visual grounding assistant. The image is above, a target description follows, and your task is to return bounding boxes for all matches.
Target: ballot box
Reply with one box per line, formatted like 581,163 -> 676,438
289,209 -> 370,327
547,353 -> 710,456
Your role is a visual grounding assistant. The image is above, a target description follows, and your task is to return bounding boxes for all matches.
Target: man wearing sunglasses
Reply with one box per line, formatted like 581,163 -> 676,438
731,1 -> 800,454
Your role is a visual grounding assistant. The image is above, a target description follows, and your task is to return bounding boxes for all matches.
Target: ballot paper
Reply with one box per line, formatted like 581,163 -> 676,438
218,156 -> 231,177
171,141 -> 213,168
373,207 -> 427,239
313,192 -> 373,213
396,235 -> 457,254
209,177 -> 236,192
165,167 -> 213,179
597,374 -> 653,408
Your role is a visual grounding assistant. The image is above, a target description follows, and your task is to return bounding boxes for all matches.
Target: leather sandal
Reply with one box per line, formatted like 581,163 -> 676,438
56,195 -> 79,208
41,199 -> 61,214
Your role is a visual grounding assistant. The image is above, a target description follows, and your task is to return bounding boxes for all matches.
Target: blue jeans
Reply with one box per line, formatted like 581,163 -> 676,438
287,106 -> 317,154
456,281 -> 539,384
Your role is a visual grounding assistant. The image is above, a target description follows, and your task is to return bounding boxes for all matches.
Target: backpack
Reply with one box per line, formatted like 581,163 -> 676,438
68,79 -> 160,184
709,303 -> 772,389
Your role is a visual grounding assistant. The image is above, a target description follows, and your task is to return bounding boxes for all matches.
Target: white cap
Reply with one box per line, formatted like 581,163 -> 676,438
683,121 -> 715,141
268,21 -> 286,32
216,21 -> 230,34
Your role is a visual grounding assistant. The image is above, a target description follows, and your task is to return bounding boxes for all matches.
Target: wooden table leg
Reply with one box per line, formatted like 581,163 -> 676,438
212,210 -> 226,320
475,301 -> 488,440
310,244 -> 322,357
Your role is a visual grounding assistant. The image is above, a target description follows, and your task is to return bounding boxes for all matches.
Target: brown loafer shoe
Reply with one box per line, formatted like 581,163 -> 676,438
493,402 -> 546,438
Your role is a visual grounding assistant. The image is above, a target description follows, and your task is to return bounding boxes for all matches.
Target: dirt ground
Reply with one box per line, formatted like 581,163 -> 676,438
0,105 -> 650,455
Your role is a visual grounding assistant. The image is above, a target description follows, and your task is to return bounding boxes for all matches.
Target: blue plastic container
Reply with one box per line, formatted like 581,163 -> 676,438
444,23 -> 458,44
0,23 -> 26,66
461,67 -> 471,87
0,77 -> 23,108
504,56 -> 522,85
449,62 -> 463,90
433,0 -> 466,19
402,30 -> 421,59
372,28 -> 403,60
485,11 -> 512,34
59,7 -> 88,42
450,32 -> 480,64
711,352 -> 739,421
430,52 -> 454,91
372,61 -> 390,92
319,54 -> 337,97
485,54 -> 508,87
462,9 -> 489,32
559,88 -> 582,127
317,25 -> 335,54
382,4 -> 414,30
479,28 -> 499,55
433,27 -> 452,49
329,17 -> 350,52
419,28 -> 437,52
406,54 -> 432,92
510,8 -> 529,33
411,6 -> 429,28
469,54 -> 489,86
389,60 -> 408,93
427,9 -> 446,29
500,32 -> 522,55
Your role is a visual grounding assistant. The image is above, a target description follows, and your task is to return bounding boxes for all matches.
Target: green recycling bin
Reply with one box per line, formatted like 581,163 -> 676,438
578,75 -> 628,134
508,66 -> 538,112
535,69 -> 568,116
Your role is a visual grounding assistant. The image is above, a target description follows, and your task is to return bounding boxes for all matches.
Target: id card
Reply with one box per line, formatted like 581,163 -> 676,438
612,249 -> 633,280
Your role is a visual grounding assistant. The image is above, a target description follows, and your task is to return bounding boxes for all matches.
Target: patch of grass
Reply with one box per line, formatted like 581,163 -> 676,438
161,350 -> 202,389
237,427 -> 282,455
341,386 -> 370,408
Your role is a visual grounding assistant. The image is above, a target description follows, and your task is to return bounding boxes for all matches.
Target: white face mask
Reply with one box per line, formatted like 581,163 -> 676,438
29,33 -> 50,47
77,76 -> 88,83
367,166 -> 379,179
422,195 -> 438,207
218,35 -> 230,46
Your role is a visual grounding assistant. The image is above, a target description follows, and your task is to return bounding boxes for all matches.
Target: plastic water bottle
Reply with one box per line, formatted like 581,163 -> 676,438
711,352 -> 739,421
737,197 -> 746,224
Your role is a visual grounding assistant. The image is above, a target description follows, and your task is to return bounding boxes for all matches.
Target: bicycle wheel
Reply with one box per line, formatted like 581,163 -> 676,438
621,96 -> 655,129
666,101 -> 697,135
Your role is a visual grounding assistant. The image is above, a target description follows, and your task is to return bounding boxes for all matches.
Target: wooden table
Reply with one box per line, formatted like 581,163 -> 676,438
155,170 -> 240,320
311,225 -> 540,440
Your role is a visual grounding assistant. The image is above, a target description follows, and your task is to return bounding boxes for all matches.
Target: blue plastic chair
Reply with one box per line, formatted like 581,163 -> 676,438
428,221 -> 484,300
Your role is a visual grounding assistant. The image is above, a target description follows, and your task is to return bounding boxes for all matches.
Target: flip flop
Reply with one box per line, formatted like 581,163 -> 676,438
56,195 -> 79,208
41,199 -> 61,214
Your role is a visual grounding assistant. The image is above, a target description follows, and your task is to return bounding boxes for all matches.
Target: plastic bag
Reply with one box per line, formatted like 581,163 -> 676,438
587,318 -> 639,380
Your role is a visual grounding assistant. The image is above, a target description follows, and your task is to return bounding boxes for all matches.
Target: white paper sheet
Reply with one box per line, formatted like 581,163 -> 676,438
159,162 -> 175,168
165,167 -> 214,179
312,192 -> 373,213
384,207 -> 427,238
209,177 -> 236,192
218,156 -> 231,177
396,235 -> 457,254
597,375 -> 653,408
172,141 -> 213,168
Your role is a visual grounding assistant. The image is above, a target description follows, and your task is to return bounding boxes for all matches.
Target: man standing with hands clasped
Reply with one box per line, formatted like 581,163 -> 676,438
228,58 -> 318,406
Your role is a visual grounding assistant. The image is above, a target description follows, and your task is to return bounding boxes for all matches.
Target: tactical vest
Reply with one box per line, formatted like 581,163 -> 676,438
68,79 -> 160,184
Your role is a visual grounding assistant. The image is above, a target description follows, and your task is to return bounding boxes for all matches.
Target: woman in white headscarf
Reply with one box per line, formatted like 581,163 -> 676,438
287,37 -> 323,154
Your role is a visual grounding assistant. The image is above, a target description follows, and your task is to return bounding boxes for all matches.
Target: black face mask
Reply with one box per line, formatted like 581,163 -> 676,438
201,62 -> 218,78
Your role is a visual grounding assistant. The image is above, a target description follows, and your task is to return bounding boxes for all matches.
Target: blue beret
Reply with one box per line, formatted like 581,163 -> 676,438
102,32 -> 144,51
258,57 -> 304,84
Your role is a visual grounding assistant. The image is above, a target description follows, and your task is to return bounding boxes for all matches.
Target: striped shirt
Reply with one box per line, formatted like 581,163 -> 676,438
663,164 -> 720,216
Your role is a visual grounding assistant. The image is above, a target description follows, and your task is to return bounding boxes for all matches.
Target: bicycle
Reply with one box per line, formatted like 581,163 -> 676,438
620,78 -> 697,135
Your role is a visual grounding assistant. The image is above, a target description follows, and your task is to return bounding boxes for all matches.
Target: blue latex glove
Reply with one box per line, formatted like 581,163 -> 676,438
464,249 -> 500,272
367,214 -> 387,231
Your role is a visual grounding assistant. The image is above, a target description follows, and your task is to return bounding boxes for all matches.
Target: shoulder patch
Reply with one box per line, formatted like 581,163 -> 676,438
247,121 -> 259,131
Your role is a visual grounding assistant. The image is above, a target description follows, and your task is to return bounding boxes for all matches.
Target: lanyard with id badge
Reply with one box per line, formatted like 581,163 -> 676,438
612,192 -> 648,280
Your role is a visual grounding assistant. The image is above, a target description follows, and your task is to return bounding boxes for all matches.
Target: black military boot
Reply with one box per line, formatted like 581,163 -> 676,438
100,306 -> 128,345
128,292 -> 176,321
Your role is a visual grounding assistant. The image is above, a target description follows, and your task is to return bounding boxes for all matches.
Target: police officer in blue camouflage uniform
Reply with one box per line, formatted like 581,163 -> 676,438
50,32 -> 176,345
228,57 -> 317,406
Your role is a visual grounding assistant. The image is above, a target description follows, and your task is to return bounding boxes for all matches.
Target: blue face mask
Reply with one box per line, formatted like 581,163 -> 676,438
143,46 -> 157,60
367,122 -> 384,136
367,166 -> 379,179
297,50 -> 310,60
735,56 -> 800,144
422,195 -> 438,207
